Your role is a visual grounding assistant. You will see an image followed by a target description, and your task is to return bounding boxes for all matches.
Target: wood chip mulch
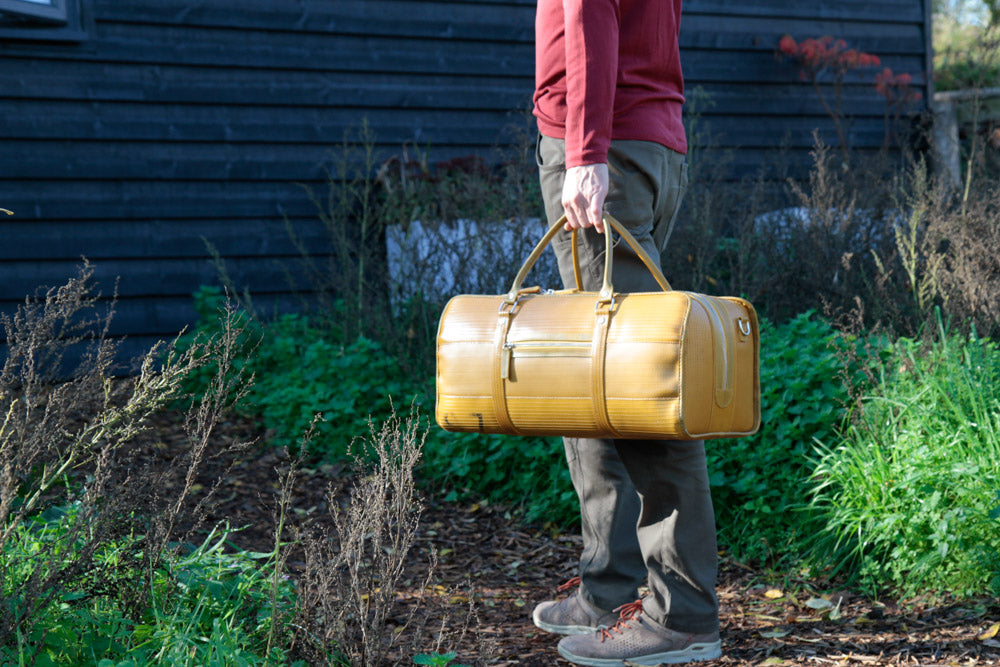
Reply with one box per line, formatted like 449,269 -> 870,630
143,411 -> 1000,666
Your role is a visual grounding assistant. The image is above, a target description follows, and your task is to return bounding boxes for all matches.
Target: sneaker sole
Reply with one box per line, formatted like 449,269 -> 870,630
531,606 -> 602,636
558,640 -> 722,666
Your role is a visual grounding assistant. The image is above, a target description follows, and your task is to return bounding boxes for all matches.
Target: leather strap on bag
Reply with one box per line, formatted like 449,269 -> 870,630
592,299 -> 622,437
506,214 -> 673,301
571,231 -> 583,291
498,214 -> 671,435
492,301 -> 519,434
589,221 -> 621,436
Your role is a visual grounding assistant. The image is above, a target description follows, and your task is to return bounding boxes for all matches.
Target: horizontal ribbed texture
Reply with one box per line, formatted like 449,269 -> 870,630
436,290 -> 760,439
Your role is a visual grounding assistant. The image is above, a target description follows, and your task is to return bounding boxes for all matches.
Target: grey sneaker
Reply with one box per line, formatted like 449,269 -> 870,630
532,577 -> 619,635
557,599 -> 722,666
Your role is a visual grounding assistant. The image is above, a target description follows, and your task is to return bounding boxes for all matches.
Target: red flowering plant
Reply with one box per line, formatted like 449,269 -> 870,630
874,67 -> 924,148
778,35 -> 883,157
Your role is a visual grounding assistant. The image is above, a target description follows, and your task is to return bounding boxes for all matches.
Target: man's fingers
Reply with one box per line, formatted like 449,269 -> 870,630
562,196 -> 585,230
590,211 -> 605,234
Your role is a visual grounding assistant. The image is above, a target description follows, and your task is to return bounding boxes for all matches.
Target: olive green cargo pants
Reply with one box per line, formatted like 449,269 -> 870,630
536,134 -> 719,635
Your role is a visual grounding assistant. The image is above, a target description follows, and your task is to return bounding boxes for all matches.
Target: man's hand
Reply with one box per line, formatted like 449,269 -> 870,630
562,163 -> 609,234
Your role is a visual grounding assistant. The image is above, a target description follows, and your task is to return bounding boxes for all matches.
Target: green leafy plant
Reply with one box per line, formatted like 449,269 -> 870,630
805,316 -> 1000,599
413,650 -> 471,666
133,525 -> 299,666
178,286 -> 423,461
0,265 -> 266,657
0,507 -> 301,666
706,312 -> 875,565
179,288 -> 576,524
422,429 -> 574,526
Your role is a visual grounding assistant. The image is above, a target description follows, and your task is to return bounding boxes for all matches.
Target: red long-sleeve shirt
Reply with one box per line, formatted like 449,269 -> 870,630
533,0 -> 687,168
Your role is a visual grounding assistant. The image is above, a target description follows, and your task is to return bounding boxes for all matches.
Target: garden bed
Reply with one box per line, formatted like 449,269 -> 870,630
147,410 -> 1000,666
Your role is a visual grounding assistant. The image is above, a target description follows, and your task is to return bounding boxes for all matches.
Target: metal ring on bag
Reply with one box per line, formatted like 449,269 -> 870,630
738,317 -> 752,336
499,296 -> 518,314
595,296 -> 616,313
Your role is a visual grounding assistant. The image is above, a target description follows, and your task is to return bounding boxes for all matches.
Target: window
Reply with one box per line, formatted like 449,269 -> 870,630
0,0 -> 67,24
0,0 -> 87,41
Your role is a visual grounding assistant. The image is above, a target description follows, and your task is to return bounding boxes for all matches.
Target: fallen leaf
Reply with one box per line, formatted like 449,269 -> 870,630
979,622 -> 1000,640
759,629 -> 790,638
760,657 -> 787,665
751,614 -> 785,621
983,639 -> 1000,648
764,588 -> 784,599
805,597 -> 834,610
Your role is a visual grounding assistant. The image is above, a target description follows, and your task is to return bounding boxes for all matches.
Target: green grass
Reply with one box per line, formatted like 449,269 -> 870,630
805,317 -> 1000,598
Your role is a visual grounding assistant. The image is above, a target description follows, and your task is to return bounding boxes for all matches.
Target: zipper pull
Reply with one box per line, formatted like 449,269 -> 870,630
501,342 -> 513,380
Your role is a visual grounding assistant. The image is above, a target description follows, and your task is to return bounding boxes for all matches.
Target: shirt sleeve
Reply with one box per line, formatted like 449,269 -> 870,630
562,0 -> 620,167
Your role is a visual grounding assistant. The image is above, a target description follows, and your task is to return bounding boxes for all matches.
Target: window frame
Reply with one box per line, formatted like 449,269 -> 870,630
0,0 -> 88,41
0,0 -> 67,24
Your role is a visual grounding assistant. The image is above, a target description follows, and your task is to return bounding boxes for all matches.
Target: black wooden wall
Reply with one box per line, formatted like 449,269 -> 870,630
684,0 -> 932,173
0,0 -> 930,361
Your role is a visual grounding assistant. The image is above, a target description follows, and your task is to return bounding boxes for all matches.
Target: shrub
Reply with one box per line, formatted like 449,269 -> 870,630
933,18 -> 1000,91
705,311 -> 875,565
282,121 -> 545,367
294,409 -> 426,666
805,319 -> 1000,599
179,286 -> 424,461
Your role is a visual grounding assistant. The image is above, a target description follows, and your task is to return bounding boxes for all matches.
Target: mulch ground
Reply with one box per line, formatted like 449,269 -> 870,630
146,411 -> 1000,666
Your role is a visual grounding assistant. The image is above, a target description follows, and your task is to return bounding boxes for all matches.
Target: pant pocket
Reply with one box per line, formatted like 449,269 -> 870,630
653,158 -> 688,254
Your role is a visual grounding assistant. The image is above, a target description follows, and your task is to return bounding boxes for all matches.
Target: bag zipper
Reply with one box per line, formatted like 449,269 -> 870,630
501,341 -> 590,379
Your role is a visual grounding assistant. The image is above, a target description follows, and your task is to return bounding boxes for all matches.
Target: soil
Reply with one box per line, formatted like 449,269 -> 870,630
147,411 -> 1000,666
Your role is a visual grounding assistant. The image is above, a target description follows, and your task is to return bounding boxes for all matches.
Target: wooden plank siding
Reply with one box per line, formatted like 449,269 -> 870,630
0,0 -> 930,361
683,0 -> 931,170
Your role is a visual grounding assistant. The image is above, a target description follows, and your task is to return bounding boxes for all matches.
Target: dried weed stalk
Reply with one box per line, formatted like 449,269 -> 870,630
284,121 -> 550,372
895,158 -> 1000,337
294,408 -> 428,666
0,262 -> 254,646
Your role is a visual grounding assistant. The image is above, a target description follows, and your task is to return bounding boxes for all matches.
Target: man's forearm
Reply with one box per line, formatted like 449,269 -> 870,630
562,0 -> 619,168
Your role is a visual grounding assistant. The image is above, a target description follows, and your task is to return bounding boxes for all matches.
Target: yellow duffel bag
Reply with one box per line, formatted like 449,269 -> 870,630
435,214 -> 760,440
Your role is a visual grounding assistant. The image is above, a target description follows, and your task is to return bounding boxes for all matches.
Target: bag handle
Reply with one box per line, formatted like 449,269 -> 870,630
505,213 -> 673,303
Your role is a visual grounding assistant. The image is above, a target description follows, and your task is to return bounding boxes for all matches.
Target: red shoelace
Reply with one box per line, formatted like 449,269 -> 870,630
556,575 -> 582,593
599,599 -> 644,642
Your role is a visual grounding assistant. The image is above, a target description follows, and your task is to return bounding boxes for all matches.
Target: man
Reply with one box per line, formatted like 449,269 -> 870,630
530,0 -> 722,665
